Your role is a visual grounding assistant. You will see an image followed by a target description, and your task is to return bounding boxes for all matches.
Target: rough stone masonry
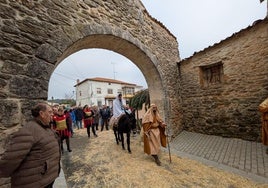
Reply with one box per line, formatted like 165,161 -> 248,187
0,0 -> 181,141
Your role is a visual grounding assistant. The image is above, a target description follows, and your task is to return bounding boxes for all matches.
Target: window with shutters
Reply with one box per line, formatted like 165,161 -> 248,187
107,89 -> 113,94
200,62 -> 223,88
97,88 -> 101,94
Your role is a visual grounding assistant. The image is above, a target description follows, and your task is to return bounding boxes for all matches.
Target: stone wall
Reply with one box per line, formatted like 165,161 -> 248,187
0,0 -> 181,138
178,19 -> 268,141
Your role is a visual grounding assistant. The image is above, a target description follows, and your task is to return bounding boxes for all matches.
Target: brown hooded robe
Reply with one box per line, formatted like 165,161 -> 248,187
259,97 -> 268,146
142,104 -> 167,155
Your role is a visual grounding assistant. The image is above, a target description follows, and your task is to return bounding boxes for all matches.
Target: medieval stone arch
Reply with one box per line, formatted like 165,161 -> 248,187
57,27 -> 164,105
0,0 -> 182,141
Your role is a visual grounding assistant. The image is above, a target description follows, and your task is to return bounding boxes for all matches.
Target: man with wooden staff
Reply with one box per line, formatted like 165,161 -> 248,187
259,97 -> 268,154
142,104 -> 167,166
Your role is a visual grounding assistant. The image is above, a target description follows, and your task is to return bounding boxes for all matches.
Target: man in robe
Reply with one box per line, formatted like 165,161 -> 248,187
259,97 -> 268,154
110,93 -> 126,127
142,104 -> 167,166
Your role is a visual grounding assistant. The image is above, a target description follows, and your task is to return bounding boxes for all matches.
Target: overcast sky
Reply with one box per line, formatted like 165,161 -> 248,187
48,0 -> 267,99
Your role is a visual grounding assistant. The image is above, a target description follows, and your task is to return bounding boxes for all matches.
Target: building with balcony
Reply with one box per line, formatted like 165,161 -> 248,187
74,77 -> 143,107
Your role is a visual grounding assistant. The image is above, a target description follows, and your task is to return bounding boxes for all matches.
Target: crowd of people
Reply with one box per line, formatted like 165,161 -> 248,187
0,94 -> 171,187
52,103 -> 114,142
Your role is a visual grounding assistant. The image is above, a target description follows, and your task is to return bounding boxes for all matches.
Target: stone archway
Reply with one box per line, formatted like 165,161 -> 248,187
0,1 -> 182,141
58,32 -> 164,106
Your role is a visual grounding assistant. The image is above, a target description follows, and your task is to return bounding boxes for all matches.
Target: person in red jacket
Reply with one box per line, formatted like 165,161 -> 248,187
53,106 -> 72,153
64,107 -> 74,137
83,105 -> 98,138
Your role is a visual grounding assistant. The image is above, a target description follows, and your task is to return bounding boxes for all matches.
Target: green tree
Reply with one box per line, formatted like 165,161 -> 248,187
129,89 -> 150,111
129,89 -> 150,130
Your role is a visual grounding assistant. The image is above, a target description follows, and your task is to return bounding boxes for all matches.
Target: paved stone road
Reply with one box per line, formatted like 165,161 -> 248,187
167,131 -> 268,184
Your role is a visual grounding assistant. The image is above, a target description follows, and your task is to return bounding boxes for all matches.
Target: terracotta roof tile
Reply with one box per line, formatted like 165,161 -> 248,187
74,77 -> 136,87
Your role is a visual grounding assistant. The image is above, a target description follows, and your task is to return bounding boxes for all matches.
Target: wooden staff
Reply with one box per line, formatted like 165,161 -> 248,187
166,123 -> 172,164
164,97 -> 172,164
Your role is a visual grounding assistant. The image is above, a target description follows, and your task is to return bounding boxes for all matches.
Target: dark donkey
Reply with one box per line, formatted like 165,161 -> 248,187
113,110 -> 136,153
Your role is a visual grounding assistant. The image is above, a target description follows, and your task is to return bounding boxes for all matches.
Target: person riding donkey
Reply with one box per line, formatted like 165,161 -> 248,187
110,93 -> 137,153
110,93 -> 127,128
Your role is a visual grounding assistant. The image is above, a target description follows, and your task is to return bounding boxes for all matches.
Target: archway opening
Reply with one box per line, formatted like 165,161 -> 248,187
48,34 -> 165,114
48,48 -> 148,101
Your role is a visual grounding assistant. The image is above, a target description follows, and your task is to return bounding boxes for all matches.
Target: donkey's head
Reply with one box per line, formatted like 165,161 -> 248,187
126,110 -> 137,132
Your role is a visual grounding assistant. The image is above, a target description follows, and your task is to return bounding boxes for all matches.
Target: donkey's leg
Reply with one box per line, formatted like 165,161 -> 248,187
118,130 -> 121,142
127,132 -> 131,153
120,132 -> 125,150
113,127 -> 119,145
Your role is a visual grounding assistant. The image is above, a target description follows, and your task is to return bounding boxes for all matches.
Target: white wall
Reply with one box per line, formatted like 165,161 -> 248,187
76,80 -> 136,107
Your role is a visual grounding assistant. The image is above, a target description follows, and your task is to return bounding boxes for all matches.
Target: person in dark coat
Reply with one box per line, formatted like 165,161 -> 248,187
92,105 -> 100,131
100,104 -> 111,131
0,102 -> 61,188
75,106 -> 84,129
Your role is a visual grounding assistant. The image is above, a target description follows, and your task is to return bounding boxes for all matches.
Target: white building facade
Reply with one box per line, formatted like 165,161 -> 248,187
74,77 -> 143,107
